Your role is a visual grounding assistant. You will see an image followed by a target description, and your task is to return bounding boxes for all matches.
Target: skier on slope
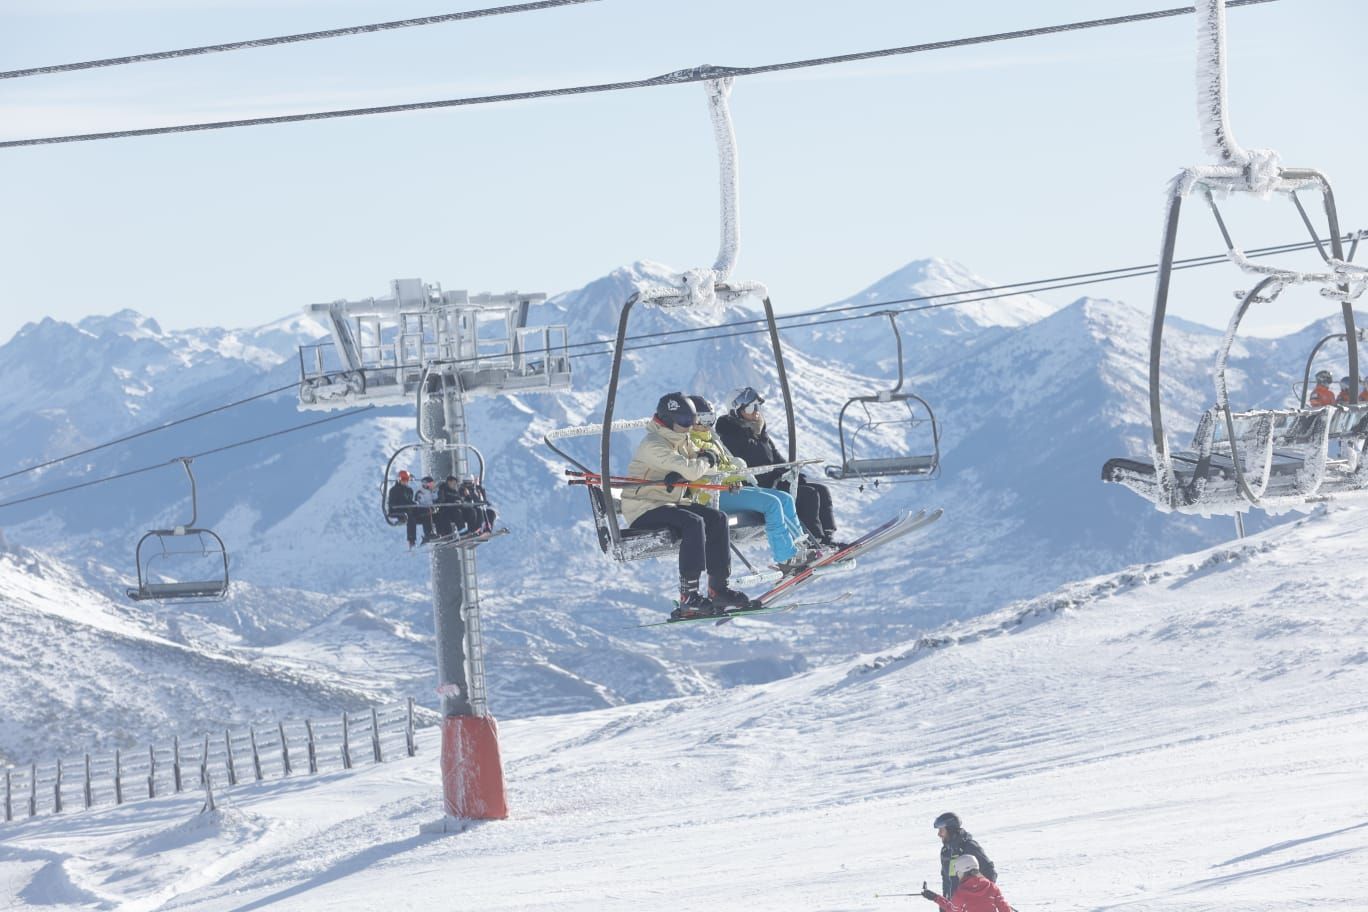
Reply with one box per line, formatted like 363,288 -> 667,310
934,812 -> 998,899
1309,370 -> 1336,407
686,395 -> 820,576
620,392 -> 752,620
387,469 -> 434,548
714,387 -> 847,549
919,855 -> 1011,912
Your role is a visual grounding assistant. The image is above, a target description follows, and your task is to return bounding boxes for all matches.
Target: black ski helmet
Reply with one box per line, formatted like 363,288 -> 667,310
933,811 -> 961,831
687,394 -> 717,427
1316,369 -> 1333,385
655,392 -> 697,427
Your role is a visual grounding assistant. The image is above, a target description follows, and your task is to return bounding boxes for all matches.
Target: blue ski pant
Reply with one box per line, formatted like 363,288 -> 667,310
717,486 -> 802,562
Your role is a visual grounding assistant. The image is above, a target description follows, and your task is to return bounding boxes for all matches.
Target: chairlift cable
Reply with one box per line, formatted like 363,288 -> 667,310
0,380 -> 299,484
0,0 -> 1280,150
0,230 -> 1351,486
0,0 -> 602,81
0,407 -> 370,511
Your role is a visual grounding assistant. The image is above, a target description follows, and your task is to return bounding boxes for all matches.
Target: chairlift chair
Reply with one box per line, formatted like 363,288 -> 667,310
825,312 -> 941,485
1101,0 -> 1368,517
126,458 -> 230,602
541,74 -> 805,564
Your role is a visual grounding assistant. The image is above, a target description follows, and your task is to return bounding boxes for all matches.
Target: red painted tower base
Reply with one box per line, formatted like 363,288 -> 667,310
440,714 -> 508,819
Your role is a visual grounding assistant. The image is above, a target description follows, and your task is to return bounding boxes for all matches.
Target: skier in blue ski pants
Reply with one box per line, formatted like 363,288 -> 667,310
688,395 -> 813,571
716,486 -> 805,563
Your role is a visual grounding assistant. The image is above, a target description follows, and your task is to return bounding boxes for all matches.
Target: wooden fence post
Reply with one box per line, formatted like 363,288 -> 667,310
278,721 -> 291,776
202,771 -> 216,814
54,759 -> 63,814
199,734 -> 209,787
406,697 -> 417,757
224,730 -> 237,786
83,753 -> 93,809
113,750 -> 123,806
370,707 -> 383,764
173,735 -> 183,793
305,720 -> 318,774
4,769 -> 11,822
27,763 -> 36,817
340,712 -> 352,770
248,728 -> 263,782
147,744 -> 156,799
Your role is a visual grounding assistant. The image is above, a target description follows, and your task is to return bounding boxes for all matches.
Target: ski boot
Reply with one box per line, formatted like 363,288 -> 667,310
708,583 -> 754,611
775,546 -> 823,577
670,591 -> 721,621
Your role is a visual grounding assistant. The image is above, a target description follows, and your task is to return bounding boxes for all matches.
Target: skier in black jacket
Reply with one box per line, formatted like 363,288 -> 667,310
387,469 -> 434,547
714,386 -> 845,548
934,812 -> 998,899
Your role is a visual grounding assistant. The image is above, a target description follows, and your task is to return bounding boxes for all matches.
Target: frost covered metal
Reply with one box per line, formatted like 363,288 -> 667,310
297,278 -> 571,408
1102,0 -> 1368,517
637,76 -> 767,310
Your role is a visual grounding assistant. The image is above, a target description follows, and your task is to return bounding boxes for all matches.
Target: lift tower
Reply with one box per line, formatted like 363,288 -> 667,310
297,277 -> 571,820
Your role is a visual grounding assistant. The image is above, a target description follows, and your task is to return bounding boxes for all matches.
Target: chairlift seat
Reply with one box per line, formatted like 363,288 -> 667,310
587,484 -> 766,560
126,580 -> 230,601
826,455 -> 937,480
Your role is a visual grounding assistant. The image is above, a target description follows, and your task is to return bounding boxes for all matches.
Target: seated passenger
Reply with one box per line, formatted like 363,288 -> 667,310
686,395 -> 818,576
620,392 -> 752,620
1338,376 -> 1355,404
715,387 -> 848,549
386,469 -> 434,548
1309,370 -> 1336,407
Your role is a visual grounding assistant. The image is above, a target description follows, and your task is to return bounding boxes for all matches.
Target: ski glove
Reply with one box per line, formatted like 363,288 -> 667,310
697,450 -> 718,468
663,471 -> 686,493
921,882 -> 940,902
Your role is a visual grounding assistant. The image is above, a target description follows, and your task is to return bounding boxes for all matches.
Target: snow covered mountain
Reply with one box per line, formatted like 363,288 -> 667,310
0,256 -> 1359,760
3,497 -> 1365,910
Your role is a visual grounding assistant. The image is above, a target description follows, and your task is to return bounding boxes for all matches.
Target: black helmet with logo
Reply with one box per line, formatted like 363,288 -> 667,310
655,392 -> 697,428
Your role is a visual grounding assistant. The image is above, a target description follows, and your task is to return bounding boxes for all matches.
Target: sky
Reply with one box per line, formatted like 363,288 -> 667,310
2,0 -> 1366,345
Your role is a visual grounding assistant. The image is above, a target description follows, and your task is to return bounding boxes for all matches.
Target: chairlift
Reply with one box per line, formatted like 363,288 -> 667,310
825,312 -> 941,486
1101,0 -> 1368,517
541,74 -> 800,565
381,443 -> 486,527
126,458 -> 230,602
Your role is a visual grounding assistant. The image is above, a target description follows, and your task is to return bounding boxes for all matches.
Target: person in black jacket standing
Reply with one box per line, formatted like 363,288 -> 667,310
714,387 -> 845,548
934,812 -> 998,899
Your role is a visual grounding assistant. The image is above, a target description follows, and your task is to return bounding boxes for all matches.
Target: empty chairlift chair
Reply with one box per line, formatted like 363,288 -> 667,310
126,458 -> 230,602
825,312 -> 941,485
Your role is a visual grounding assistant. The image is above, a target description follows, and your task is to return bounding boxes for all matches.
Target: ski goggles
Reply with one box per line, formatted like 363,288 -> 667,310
732,387 -> 765,411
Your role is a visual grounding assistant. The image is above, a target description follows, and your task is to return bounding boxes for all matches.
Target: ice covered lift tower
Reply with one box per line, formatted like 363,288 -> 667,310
297,278 -> 571,822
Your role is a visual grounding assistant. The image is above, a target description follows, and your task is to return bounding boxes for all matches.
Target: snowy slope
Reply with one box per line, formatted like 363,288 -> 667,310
2,502 -> 1366,910
0,546 -> 398,765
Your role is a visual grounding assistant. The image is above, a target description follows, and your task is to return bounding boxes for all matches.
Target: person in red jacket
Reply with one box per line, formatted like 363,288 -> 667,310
920,855 -> 1011,912
1309,370 -> 1336,407
1337,376 -> 1354,404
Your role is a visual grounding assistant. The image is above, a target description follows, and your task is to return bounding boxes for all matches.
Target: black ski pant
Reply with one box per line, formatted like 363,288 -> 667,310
389,508 -> 434,544
772,476 -> 836,541
630,503 -> 731,584
437,504 -> 497,537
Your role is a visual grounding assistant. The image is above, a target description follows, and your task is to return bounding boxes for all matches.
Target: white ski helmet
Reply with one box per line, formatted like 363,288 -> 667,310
950,855 -> 980,878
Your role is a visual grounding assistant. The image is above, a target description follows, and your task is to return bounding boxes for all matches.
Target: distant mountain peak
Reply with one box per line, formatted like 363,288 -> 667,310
827,256 -> 1059,330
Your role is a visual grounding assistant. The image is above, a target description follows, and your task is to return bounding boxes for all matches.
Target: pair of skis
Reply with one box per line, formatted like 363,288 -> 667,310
410,527 -> 509,551
640,508 -> 943,628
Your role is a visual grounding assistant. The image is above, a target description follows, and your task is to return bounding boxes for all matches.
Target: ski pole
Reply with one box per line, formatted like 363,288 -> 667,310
565,471 -> 735,492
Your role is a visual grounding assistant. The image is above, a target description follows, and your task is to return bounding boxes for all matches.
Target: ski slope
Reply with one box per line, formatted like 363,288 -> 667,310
4,501 -> 1366,911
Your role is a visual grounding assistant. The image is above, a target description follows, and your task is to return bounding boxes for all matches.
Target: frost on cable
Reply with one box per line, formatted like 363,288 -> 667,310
637,77 -> 767,310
